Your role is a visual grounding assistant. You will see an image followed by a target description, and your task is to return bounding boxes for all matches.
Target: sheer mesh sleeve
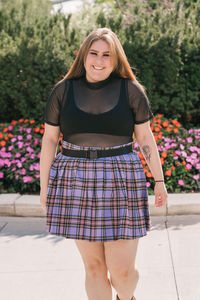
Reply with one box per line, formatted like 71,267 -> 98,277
127,80 -> 153,124
43,80 -> 66,126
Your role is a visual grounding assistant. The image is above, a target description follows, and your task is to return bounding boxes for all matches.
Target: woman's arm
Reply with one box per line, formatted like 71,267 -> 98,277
40,123 -> 60,210
134,121 -> 168,207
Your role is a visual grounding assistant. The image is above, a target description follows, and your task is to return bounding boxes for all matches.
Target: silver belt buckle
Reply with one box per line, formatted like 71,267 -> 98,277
89,150 -> 98,159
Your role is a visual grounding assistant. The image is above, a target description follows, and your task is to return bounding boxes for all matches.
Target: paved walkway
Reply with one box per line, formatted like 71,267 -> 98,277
0,215 -> 200,300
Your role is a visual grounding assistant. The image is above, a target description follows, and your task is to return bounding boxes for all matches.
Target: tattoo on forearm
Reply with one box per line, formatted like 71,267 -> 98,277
142,145 -> 151,163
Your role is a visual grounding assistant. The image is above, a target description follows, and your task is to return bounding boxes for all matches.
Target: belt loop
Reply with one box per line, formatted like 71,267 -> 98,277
89,150 -> 98,159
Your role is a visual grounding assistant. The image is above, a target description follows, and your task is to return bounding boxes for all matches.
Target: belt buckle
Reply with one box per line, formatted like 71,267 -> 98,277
89,150 -> 98,159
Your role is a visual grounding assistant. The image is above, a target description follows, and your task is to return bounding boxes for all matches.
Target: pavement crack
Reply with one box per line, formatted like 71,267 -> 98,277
165,218 -> 180,300
0,222 -> 8,233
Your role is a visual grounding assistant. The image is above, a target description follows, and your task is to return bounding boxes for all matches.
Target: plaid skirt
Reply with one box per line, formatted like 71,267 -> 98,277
46,140 -> 151,242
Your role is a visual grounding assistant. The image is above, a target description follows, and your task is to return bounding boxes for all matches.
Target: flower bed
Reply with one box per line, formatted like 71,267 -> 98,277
0,115 -> 199,194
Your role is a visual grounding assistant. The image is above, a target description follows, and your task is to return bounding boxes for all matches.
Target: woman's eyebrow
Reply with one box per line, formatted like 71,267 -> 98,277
89,49 -> 110,53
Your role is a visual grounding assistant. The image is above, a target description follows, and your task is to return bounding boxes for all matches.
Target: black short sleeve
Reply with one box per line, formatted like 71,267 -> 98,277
43,80 -> 66,126
127,80 -> 153,124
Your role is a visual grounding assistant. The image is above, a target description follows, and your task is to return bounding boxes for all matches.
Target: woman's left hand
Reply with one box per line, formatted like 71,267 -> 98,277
154,182 -> 168,207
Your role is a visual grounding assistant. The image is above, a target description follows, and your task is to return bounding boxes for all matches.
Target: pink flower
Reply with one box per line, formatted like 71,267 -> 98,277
146,182 -> 151,188
0,171 -> 4,178
29,165 -> 34,171
8,145 -> 14,151
34,174 -> 40,179
27,134 -> 32,140
11,137 -> 17,142
37,152 -> 40,158
186,163 -> 192,170
30,154 -> 35,159
20,168 -> 26,175
18,142 -> 24,149
178,180 -> 184,186
26,146 -> 34,153
17,162 -> 22,168
186,137 -> 193,143
34,163 -> 40,171
8,125 -> 13,131
196,164 -> 200,170
180,144 -> 184,150
34,138 -> 38,145
26,128 -> 32,134
23,176 -> 33,183
15,153 -> 21,158
17,135 -> 23,141
11,167 -> 16,171
193,174 -> 199,181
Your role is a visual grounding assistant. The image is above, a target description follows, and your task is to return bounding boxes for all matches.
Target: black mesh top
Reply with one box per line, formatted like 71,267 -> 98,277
44,75 -> 153,147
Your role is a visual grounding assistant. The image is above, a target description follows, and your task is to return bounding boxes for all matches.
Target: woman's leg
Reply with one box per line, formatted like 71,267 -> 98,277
104,239 -> 139,300
75,240 -> 112,300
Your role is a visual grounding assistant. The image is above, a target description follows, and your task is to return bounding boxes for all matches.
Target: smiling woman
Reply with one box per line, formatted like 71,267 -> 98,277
40,27 -> 167,300
84,40 -> 114,82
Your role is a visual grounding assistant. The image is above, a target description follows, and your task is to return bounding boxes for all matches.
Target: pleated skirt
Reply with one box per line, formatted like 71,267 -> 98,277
46,140 -> 151,242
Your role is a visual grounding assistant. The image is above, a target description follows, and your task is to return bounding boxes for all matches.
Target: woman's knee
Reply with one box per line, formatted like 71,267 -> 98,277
110,265 -> 139,281
85,258 -> 108,279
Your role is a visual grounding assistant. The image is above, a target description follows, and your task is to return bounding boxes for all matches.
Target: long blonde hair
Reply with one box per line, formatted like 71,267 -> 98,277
61,28 -> 144,91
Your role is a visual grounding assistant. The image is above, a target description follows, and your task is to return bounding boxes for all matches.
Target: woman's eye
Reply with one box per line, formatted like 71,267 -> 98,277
90,52 -> 97,55
103,54 -> 110,57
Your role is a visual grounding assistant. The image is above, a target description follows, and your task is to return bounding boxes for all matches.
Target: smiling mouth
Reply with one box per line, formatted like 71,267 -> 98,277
93,65 -> 104,70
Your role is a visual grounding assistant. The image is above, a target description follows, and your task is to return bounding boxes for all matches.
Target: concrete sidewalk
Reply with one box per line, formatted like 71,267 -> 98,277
0,215 -> 200,300
0,193 -> 200,217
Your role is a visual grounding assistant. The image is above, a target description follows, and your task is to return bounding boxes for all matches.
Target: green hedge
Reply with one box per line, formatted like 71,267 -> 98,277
0,0 -> 200,128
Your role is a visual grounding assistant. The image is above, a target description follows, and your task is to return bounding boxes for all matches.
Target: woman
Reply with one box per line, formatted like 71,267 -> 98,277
40,27 -> 168,300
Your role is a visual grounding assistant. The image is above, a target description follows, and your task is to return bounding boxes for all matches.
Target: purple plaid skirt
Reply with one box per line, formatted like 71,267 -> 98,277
46,141 -> 151,242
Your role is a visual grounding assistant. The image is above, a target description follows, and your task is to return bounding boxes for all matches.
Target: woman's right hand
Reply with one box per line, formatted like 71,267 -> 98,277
40,188 -> 47,212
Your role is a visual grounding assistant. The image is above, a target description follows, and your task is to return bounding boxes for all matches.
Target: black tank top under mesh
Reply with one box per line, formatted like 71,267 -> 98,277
44,75 -> 153,147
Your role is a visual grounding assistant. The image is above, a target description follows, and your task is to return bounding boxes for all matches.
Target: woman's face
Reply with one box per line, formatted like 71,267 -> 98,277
84,40 -> 114,82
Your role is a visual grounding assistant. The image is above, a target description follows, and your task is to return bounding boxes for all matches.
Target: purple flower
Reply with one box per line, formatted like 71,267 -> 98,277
0,171 -> 4,178
178,180 -> 184,186
193,174 -> 199,181
23,176 -> 33,183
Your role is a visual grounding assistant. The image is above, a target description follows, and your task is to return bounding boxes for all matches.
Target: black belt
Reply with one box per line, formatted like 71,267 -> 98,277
62,144 -> 133,159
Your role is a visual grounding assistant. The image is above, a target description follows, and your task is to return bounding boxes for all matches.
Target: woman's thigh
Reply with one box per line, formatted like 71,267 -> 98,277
75,240 -> 108,276
104,239 -> 139,276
